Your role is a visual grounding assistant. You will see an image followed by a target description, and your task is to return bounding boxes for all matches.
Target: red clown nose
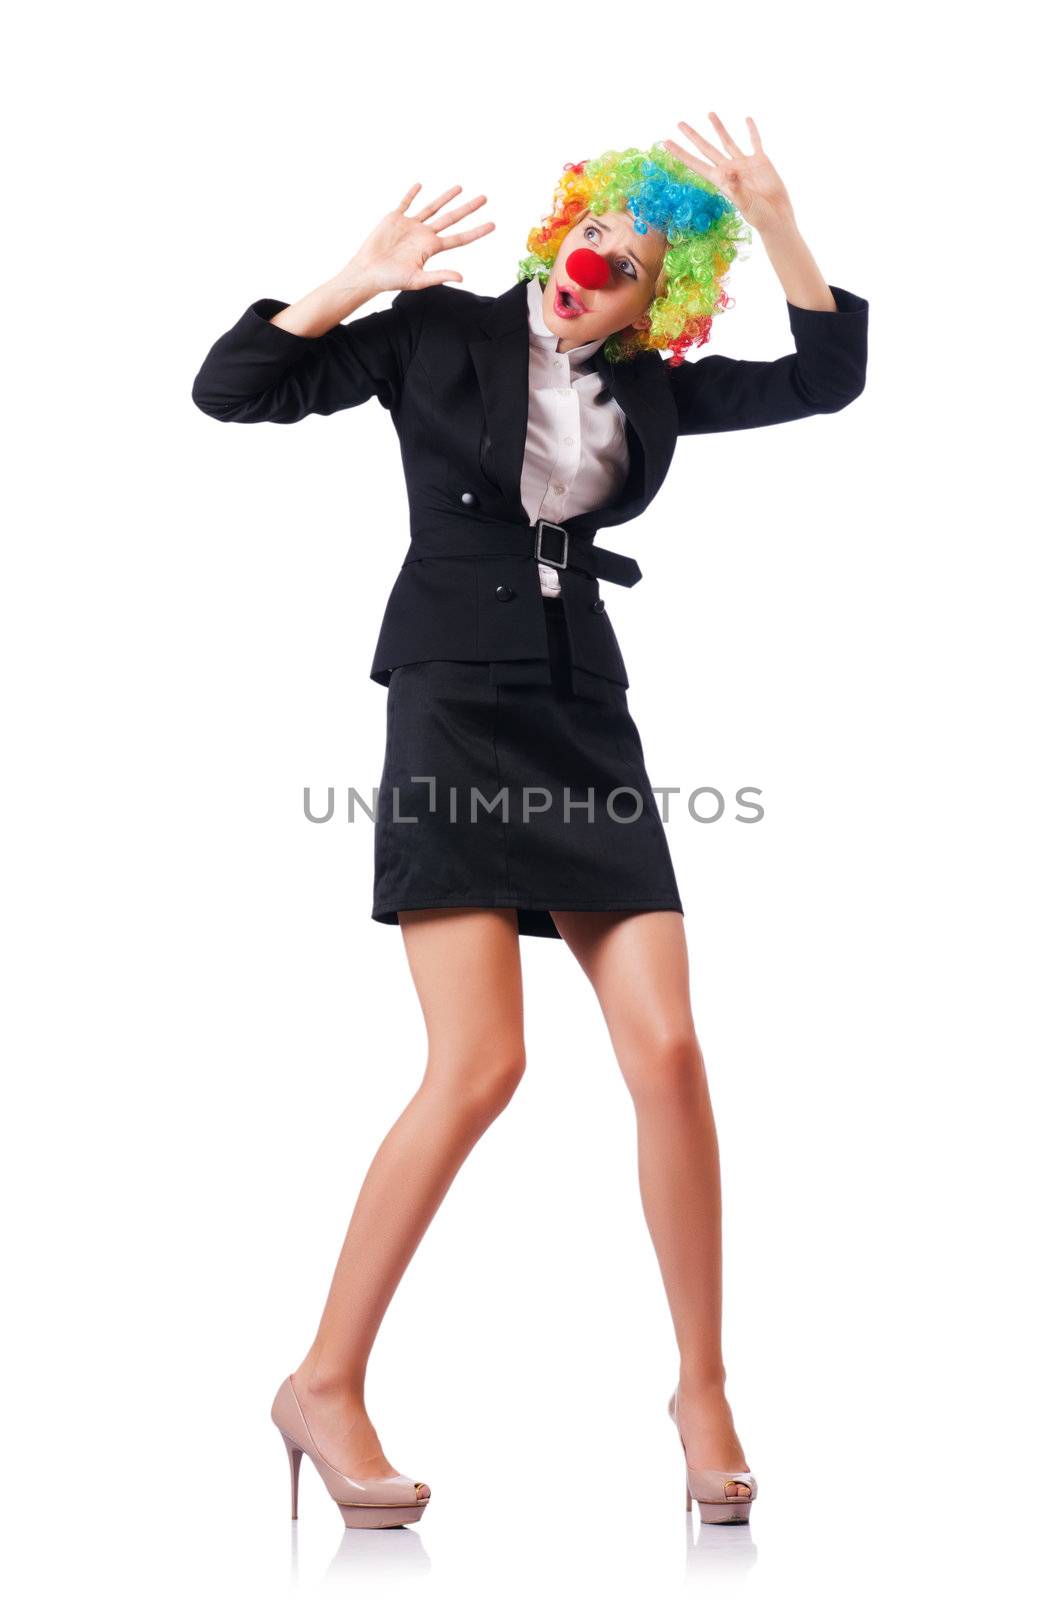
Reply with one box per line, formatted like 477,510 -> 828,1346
565,248 -> 610,290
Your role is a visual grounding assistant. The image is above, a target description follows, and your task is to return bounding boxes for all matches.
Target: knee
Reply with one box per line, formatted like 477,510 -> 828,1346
623,1029 -> 706,1107
459,1048 -> 527,1126
425,1043 -> 527,1126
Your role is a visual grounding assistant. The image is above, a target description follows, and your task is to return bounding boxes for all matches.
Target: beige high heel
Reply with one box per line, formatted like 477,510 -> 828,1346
271,1375 -> 431,1530
668,1387 -> 758,1524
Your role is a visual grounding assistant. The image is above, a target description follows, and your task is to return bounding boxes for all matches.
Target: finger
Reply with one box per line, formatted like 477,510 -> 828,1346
746,115 -> 764,155
429,194 -> 490,232
696,159 -> 736,199
433,221 -> 496,251
409,184 -> 463,223
662,138 -> 714,178
675,121 -> 727,165
395,182 -> 423,213
707,111 -> 747,159
415,271 -> 465,287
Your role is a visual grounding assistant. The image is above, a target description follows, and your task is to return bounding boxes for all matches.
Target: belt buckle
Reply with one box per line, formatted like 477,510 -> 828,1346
534,518 -> 568,570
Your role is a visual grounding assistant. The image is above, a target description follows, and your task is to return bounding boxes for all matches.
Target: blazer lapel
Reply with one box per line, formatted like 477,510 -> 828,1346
581,346 -> 677,534
467,279 -> 678,534
467,280 -> 534,516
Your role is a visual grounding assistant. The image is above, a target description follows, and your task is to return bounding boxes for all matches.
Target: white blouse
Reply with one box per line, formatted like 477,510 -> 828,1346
519,276 -> 630,597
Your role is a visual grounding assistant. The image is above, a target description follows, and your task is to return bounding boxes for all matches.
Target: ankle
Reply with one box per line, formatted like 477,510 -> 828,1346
293,1359 -> 366,1406
678,1366 -> 729,1397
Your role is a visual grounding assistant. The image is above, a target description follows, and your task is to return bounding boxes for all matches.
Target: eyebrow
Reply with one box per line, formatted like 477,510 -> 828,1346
583,216 -> 648,274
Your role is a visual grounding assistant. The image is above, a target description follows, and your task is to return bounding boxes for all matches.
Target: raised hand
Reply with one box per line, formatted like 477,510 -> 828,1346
340,183 -> 496,294
662,115 -> 796,235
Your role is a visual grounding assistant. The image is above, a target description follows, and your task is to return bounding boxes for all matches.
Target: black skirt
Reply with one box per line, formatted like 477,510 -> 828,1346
372,595 -> 683,939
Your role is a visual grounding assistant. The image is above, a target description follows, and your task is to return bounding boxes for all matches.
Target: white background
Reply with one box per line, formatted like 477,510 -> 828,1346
4,3 -> 1056,1596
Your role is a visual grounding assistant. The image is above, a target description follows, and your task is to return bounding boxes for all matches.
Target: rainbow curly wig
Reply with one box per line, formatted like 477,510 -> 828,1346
517,142 -> 751,366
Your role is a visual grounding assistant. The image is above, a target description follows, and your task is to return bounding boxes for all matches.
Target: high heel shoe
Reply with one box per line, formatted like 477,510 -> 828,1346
271,1375 -> 431,1529
668,1387 -> 758,1524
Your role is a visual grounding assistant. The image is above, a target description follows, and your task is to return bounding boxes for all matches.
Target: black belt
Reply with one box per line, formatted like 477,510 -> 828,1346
406,518 -> 642,588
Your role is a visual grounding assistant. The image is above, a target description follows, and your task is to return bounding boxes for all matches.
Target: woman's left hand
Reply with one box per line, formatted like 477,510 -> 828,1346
662,115 -> 796,235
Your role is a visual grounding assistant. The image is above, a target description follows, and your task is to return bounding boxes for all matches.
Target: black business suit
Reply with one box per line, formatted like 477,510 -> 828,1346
192,277 -> 869,936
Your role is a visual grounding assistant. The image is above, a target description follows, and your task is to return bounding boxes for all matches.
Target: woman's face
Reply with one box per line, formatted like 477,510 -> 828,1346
543,208 -> 667,352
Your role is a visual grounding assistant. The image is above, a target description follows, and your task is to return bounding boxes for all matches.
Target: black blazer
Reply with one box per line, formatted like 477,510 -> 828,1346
191,277 -> 869,700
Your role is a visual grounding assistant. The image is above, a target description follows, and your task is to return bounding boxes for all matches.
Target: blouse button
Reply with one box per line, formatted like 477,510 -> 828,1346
460,490 -> 478,507
495,583 -> 514,602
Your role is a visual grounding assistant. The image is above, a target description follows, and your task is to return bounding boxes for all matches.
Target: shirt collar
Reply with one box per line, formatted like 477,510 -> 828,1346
525,275 -> 606,367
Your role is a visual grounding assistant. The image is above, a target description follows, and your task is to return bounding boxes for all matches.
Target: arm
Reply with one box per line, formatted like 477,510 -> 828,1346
190,178 -> 494,424
190,275 -> 427,423
668,278 -> 868,435
661,113 -> 869,432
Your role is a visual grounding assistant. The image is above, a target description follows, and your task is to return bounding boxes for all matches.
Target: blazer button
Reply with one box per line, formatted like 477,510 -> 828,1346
592,597 -> 606,613
495,583 -> 514,601
460,490 -> 478,507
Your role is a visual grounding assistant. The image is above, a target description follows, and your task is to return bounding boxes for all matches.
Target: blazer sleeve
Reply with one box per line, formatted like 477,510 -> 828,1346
667,284 -> 868,435
190,290 -> 428,423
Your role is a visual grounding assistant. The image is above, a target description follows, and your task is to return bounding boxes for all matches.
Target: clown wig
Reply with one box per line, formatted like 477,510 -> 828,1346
516,142 -> 751,366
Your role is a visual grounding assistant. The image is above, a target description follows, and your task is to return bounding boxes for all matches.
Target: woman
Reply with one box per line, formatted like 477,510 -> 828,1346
192,115 -> 869,1530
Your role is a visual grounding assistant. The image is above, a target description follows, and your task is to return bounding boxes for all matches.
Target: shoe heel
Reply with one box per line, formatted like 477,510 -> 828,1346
670,1385 -> 757,1525
271,1374 -> 430,1529
279,1430 -> 303,1519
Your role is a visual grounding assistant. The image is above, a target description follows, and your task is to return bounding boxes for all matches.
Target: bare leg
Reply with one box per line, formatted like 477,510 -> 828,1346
550,908 -> 750,1489
290,908 -> 525,1494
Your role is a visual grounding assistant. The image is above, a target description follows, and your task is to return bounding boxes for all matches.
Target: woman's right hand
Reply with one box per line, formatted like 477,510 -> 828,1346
337,183 -> 495,295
